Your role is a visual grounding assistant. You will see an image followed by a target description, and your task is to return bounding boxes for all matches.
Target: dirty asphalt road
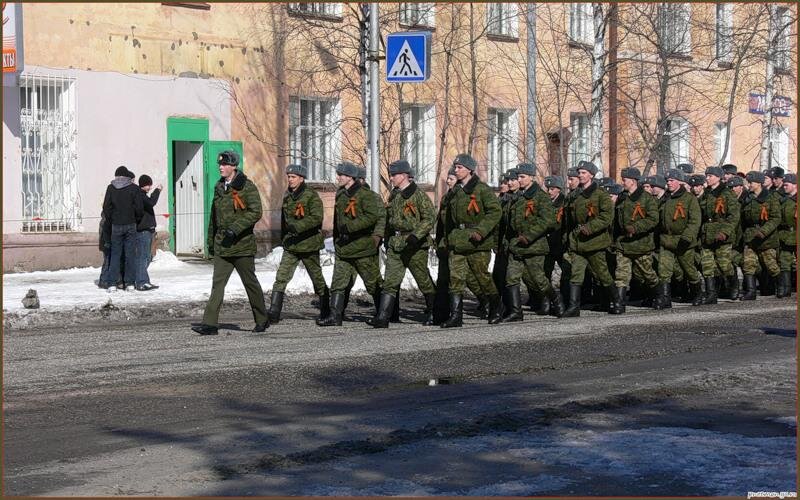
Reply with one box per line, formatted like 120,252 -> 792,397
3,296 -> 797,496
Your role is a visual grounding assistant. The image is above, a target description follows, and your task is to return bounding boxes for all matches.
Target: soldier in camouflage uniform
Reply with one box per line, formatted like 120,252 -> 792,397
317,162 -> 383,326
545,175 -> 567,303
371,160 -> 436,328
612,168 -> 660,313
767,167 -> 786,199
777,173 -> 797,298
657,169 -> 704,307
498,163 -> 563,322
193,150 -> 269,335
268,164 -> 329,324
696,167 -> 740,303
441,154 -> 502,328
722,164 -> 738,184
689,174 -> 706,199
727,175 -> 749,298
739,171 -> 782,300
492,169 -> 517,315
563,161 -> 615,317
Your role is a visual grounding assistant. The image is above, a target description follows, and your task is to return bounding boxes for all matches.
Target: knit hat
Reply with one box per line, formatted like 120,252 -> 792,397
453,153 -> 477,171
138,174 -> 153,188
545,176 -> 564,190
516,163 -> 536,176
576,160 -> 598,176
286,164 -> 308,178
335,162 -> 361,179
705,167 -> 724,178
746,171 -> 765,184
621,167 -> 641,180
388,160 -> 412,176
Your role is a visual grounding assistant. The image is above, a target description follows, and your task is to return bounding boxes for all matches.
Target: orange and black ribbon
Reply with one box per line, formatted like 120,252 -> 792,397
403,201 -> 417,216
673,202 -> 686,221
586,201 -> 597,217
467,194 -> 480,215
231,189 -> 246,211
344,198 -> 357,217
714,197 -> 726,215
294,202 -> 305,218
525,200 -> 536,218
556,206 -> 564,223
631,202 -> 646,221
760,204 -> 769,222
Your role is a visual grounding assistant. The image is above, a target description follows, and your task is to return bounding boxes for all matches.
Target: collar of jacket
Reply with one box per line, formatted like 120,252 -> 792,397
709,183 -> 726,197
400,181 -> 418,200
521,182 -> 541,200
670,186 -> 687,199
461,173 -> 480,194
288,181 -> 306,201
552,192 -> 565,206
579,181 -> 597,198
755,188 -> 770,203
219,171 -> 248,191
627,186 -> 644,202
345,181 -> 362,197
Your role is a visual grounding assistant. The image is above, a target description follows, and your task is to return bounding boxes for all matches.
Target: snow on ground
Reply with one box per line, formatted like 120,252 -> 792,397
2,243 -> 436,314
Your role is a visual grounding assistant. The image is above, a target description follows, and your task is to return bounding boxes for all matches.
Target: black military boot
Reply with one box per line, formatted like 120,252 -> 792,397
253,320 -> 270,332
653,282 -> 671,310
740,274 -> 757,301
371,293 -> 396,329
487,294 -> 503,324
549,288 -> 565,318
317,292 -> 345,326
609,286 -> 626,315
390,290 -> 401,322
267,290 -> 284,324
690,281 -> 705,306
702,277 -> 718,305
499,285 -> 523,323
192,324 -> 218,335
422,293 -> 436,326
317,289 -> 331,321
723,274 -> 740,300
562,284 -> 582,317
776,271 -> 791,298
473,295 -> 489,319
533,291 -> 550,316
441,294 -> 463,328
672,279 -> 687,303
759,271 -> 775,296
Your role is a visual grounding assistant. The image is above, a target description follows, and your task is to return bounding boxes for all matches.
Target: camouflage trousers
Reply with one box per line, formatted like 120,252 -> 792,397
382,247 -> 435,295
743,247 -> 779,276
331,254 -> 383,295
658,247 -> 701,285
731,247 -> 743,268
700,244 -> 734,278
506,254 -> 552,294
568,250 -> 613,287
779,245 -> 797,272
202,255 -> 268,327
272,250 -> 328,295
449,251 -> 497,296
614,251 -> 659,288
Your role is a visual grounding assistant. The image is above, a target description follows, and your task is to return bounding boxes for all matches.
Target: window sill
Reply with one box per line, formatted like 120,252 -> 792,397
568,40 -> 593,50
666,53 -> 693,62
287,10 -> 343,22
487,33 -> 519,43
775,66 -> 793,77
399,23 -> 435,32
717,60 -> 734,69
161,2 -> 211,11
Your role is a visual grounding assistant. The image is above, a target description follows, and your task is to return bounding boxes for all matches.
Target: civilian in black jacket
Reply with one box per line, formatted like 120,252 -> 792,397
100,166 -> 143,289
134,174 -> 161,291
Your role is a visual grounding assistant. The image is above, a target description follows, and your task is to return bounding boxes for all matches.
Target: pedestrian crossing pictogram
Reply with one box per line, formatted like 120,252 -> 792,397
386,31 -> 431,83
388,40 -> 423,78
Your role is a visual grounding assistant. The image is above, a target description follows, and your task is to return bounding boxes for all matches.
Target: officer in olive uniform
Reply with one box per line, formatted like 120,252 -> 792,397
441,154 -> 502,328
317,162 -> 383,326
499,163 -> 563,322
371,160 -> 436,328
563,161 -> 615,317
613,168 -> 660,313
740,171 -> 782,300
193,150 -> 269,335
697,166 -> 740,303
777,173 -> 797,298
268,164 -> 329,323
658,169 -> 703,307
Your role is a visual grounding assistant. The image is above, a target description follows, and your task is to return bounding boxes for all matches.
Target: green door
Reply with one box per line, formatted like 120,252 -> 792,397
204,141 -> 244,257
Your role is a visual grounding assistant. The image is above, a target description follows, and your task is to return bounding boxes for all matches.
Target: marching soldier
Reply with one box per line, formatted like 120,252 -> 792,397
740,171 -> 782,300
689,174 -> 706,199
767,167 -> 786,199
498,163 -> 562,322
193,150 -> 269,335
268,164 -> 329,323
371,160 -> 437,328
563,160 -> 615,317
722,163 -> 738,184
658,169 -> 703,307
493,168 -> 519,315
441,154 -> 502,328
317,162 -> 383,326
613,168 -> 660,313
777,173 -> 797,298
544,175 -> 567,300
727,175 -> 749,299
697,166 -> 740,303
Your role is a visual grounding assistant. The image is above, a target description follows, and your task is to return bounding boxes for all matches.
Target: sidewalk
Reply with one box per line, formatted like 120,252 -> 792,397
3,242 -> 431,330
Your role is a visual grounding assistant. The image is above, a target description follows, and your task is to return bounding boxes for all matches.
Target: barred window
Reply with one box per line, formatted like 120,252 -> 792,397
658,117 -> 690,172
569,3 -> 593,45
487,108 -> 519,187
287,3 -> 342,19
400,104 -> 436,185
715,3 -> 733,62
774,7 -> 792,70
487,3 -> 519,38
399,3 -> 435,27
659,3 -> 691,55
568,114 -> 591,169
771,123 -> 789,171
289,97 -> 341,182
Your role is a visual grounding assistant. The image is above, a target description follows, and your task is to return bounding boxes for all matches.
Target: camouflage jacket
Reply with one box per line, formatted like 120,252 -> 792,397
614,187 -> 659,255
362,182 -> 387,240
567,182 -> 613,253
741,189 -> 782,250
445,174 -> 502,254
779,193 -> 797,247
385,181 -> 435,253
333,181 -> 380,259
506,182 -> 555,257
698,183 -> 740,246
659,187 -> 701,251
497,190 -> 519,251
207,171 -> 263,257
280,182 -> 324,254
548,192 -> 566,256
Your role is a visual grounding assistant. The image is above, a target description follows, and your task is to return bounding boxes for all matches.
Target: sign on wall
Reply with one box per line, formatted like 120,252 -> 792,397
749,93 -> 792,117
3,2 -> 23,78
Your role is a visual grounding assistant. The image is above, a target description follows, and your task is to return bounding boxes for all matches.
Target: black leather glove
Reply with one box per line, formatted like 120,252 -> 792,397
337,226 -> 350,245
221,228 -> 236,247
676,237 -> 691,253
286,223 -> 297,234
405,234 -> 420,247
754,231 -> 766,240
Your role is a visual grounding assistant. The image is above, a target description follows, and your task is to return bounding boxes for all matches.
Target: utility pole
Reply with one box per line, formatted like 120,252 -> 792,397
760,4 -> 776,170
368,3 -> 381,193
525,4 -> 537,163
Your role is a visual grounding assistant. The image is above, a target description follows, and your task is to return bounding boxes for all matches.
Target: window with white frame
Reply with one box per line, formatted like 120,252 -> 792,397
487,3 -> 519,38
659,117 -> 690,171
289,97 -> 341,182
287,3 -> 342,18
771,123 -> 789,171
399,3 -> 435,27
659,3 -> 691,55
401,104 -> 436,185
715,3 -> 733,63
774,6 -> 791,71
19,74 -> 80,233
714,122 -> 732,164
487,108 -> 519,187
569,4 -> 593,45
568,114 -> 591,168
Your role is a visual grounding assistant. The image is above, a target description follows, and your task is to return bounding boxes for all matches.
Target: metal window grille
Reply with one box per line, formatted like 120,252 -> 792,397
570,3 -> 593,45
19,73 -> 80,233
659,3 -> 691,55
488,109 -> 517,187
487,3 -> 518,37
715,4 -> 733,62
287,2 -> 341,18
289,97 -> 339,182
658,118 -> 689,172
401,104 -> 435,184
399,3 -> 434,27
568,115 -> 590,169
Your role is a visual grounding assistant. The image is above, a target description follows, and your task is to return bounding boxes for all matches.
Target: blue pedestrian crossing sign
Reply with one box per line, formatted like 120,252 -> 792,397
386,31 -> 431,83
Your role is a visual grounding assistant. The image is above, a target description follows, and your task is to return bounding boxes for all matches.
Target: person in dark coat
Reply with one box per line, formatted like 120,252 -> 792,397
134,174 -> 162,291
100,166 -> 143,289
